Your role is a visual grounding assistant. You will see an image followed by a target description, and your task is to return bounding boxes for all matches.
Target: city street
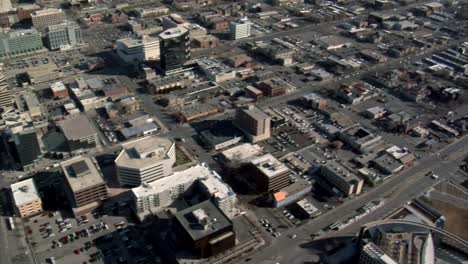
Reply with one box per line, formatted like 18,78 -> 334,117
239,135 -> 468,263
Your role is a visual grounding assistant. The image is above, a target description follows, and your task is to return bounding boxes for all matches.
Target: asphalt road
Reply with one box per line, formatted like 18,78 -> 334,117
239,135 -> 468,263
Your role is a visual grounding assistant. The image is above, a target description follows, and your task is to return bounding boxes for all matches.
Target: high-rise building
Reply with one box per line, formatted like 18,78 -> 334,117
0,29 -> 44,58
7,129 -> 42,171
0,68 -> 13,111
45,21 -> 83,50
247,154 -> 290,192
11,179 -> 43,218
115,136 -> 176,187
60,156 -> 108,215
31,8 -> 65,31
0,0 -> 13,13
229,19 -> 252,40
115,35 -> 160,63
234,105 -> 271,143
159,27 -> 190,73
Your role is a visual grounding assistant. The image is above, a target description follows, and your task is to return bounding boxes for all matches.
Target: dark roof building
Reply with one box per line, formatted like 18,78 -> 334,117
173,200 -> 235,258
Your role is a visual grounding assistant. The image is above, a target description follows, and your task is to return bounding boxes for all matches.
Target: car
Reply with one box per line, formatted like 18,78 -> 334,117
431,174 -> 439,179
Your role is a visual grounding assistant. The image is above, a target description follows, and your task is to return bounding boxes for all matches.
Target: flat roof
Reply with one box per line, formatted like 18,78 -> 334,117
131,164 -> 201,198
159,26 -> 188,40
115,136 -> 174,169
60,156 -> 105,192
11,179 -> 40,205
250,154 -> 289,178
58,115 -> 96,140
221,143 -> 263,162
240,105 -> 270,121
174,200 -> 232,241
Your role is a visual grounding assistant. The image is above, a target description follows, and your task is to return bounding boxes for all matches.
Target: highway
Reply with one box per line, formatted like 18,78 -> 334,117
239,135 -> 468,263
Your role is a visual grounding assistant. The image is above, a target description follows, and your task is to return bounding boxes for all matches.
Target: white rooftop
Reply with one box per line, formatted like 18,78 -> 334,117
11,179 -> 40,205
51,81 -> 66,92
250,153 -> 289,178
115,136 -> 174,170
221,143 -> 263,162
159,26 -> 188,40
198,164 -> 236,200
131,164 -> 207,198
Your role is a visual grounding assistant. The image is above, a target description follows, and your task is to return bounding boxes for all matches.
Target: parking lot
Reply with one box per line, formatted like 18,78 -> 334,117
25,212 -> 128,264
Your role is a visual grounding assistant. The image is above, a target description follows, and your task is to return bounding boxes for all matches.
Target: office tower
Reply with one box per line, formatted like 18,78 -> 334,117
0,29 -> 44,57
7,130 -> 42,171
115,136 -> 176,187
173,200 -> 236,258
60,156 -> 108,215
0,0 -> 13,13
46,21 -> 83,50
234,105 -> 271,143
229,19 -> 252,40
0,68 -> 13,111
11,179 -> 43,218
247,154 -> 290,192
159,27 -> 190,73
115,35 -> 160,63
31,8 -> 65,31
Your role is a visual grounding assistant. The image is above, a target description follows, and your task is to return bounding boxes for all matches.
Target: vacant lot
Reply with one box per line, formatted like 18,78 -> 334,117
422,198 -> 468,241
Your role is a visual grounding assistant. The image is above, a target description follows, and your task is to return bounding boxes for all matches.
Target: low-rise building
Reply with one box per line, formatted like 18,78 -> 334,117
11,179 -> 43,218
256,77 -> 288,97
320,161 -> 364,196
196,57 -> 236,82
58,115 -> 98,153
339,124 -> 384,153
271,179 -> 311,207
176,104 -> 220,123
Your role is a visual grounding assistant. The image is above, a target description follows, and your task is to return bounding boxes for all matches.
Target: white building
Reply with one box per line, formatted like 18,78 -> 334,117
0,0 -> 13,13
198,167 -> 238,219
115,136 -> 176,187
115,35 -> 160,64
131,164 -> 238,220
11,179 -> 43,218
229,19 -> 252,40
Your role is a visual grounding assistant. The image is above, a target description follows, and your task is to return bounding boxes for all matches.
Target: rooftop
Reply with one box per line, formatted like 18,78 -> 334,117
322,160 -> 362,184
220,143 -> 263,162
174,200 -> 233,241
60,156 -> 106,192
240,105 -> 270,121
11,179 -> 40,205
58,115 -> 96,141
250,154 -> 289,178
115,136 -> 174,169
159,26 -> 189,40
